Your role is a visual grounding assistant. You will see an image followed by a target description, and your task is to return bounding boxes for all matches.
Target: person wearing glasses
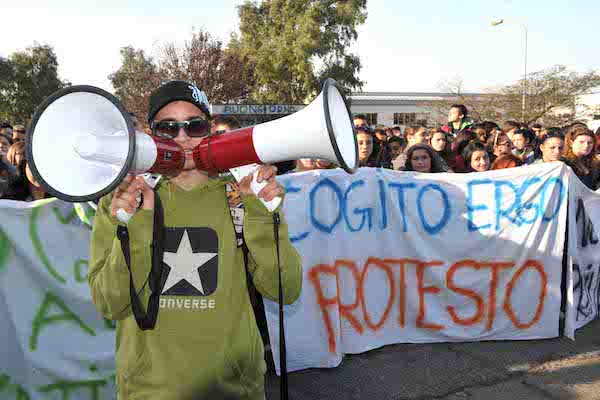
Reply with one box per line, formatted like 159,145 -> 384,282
88,81 -> 302,400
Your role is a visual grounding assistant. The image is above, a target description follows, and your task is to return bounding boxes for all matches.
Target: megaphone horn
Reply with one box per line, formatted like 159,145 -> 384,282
193,78 -> 358,175
26,86 -> 185,202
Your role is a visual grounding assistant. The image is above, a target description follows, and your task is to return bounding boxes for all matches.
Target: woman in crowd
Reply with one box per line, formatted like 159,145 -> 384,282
490,154 -> 524,170
403,144 -> 445,173
1,141 -> 47,200
356,126 -> 378,167
387,136 -> 405,163
451,129 -> 476,159
486,131 -> 513,162
0,134 -> 16,178
470,124 -> 488,144
462,141 -> 491,173
511,129 -> 535,163
428,128 -> 465,172
562,125 -> 599,190
532,130 -> 565,164
291,158 -> 334,173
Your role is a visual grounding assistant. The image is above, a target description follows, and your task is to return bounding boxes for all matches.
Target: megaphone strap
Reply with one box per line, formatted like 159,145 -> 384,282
117,189 -> 165,330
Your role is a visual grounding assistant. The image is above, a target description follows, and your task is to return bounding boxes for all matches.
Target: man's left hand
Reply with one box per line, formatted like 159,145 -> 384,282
239,164 -> 284,202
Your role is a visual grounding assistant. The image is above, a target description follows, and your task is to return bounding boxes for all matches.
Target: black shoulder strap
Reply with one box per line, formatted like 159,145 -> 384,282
116,190 -> 165,330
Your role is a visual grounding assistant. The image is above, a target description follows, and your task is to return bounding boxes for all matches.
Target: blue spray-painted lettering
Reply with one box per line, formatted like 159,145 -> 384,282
516,177 -> 542,224
540,177 -> 565,222
494,180 -> 522,230
310,178 -> 344,233
389,182 -> 417,232
343,180 -> 372,232
417,184 -> 451,235
283,183 -> 310,243
378,179 -> 388,230
467,179 -> 493,232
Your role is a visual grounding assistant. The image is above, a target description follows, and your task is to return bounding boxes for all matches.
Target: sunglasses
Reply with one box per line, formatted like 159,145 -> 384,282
151,118 -> 210,139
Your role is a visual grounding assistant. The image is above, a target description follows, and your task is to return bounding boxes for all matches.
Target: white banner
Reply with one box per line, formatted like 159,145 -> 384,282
564,177 -> 600,338
0,199 -> 116,400
266,163 -> 570,373
0,163 -> 579,394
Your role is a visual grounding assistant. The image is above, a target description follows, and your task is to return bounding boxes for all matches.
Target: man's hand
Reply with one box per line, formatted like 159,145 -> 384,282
110,175 -> 155,218
238,164 -> 283,202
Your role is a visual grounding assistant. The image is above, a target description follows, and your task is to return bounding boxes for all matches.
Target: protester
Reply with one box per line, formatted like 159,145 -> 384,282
0,122 -> 12,138
428,128 -> 465,172
0,134 -> 16,178
374,125 -> 388,143
11,124 -> 26,143
451,129 -> 476,159
353,114 -> 369,128
511,129 -> 535,163
530,123 -> 543,137
562,125 -> 599,190
502,120 -> 520,141
391,124 -> 403,138
88,80 -> 303,400
470,124 -> 488,144
394,124 -> 452,172
486,131 -> 513,161
532,130 -> 565,164
356,126 -> 378,167
442,104 -> 473,136
490,153 -> 524,170
292,158 -> 334,172
387,136 -> 405,162
1,141 -> 47,200
403,144 -> 445,173
462,141 -> 491,173
129,112 -> 141,130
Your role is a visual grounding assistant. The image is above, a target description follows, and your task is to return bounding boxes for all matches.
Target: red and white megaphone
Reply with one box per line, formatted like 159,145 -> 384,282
26,85 -> 186,205
26,79 -> 357,218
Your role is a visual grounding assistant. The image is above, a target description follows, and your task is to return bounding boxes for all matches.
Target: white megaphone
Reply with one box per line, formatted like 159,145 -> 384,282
26,79 -> 358,219
26,86 -> 186,208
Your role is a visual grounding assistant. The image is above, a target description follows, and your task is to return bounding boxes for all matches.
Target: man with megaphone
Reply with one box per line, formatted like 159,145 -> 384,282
88,81 -> 303,400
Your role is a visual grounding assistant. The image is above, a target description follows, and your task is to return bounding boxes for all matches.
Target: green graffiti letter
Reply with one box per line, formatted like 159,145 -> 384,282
30,292 -> 96,351
38,380 -> 107,400
51,207 -> 79,225
74,259 -> 89,283
29,208 -> 66,283
0,228 -> 11,273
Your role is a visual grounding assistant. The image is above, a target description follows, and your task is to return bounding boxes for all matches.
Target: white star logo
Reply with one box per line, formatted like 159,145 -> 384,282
162,230 -> 217,294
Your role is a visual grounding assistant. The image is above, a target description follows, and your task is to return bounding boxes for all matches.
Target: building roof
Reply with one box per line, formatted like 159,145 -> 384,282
349,92 -> 483,103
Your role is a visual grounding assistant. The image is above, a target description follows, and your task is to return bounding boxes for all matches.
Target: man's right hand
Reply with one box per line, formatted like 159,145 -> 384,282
110,175 -> 155,218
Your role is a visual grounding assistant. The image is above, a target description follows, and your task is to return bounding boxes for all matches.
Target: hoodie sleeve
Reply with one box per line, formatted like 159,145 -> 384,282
88,194 -> 155,320
241,193 -> 303,305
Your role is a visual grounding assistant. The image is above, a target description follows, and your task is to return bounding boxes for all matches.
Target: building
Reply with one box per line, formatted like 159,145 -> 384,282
212,92 -> 475,130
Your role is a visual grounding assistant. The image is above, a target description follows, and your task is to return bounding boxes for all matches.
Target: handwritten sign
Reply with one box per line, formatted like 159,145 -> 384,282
564,177 -> 600,338
265,164 -> 570,373
0,200 -> 115,400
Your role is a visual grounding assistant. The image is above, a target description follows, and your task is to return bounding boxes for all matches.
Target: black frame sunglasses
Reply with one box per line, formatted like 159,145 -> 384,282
151,118 -> 210,139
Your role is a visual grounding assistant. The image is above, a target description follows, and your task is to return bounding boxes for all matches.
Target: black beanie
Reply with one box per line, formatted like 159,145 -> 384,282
147,81 -> 211,122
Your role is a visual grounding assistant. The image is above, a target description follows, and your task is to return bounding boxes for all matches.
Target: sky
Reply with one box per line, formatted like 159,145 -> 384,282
2,0 -> 599,95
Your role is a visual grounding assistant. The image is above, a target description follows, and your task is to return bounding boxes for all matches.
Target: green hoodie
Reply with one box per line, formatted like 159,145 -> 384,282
89,178 -> 303,400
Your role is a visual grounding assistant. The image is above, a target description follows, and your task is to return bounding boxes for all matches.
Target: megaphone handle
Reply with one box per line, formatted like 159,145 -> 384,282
115,173 -> 162,224
250,171 -> 282,212
116,195 -> 142,224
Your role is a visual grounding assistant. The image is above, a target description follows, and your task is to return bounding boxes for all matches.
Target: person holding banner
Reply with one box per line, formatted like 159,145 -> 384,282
532,130 -> 565,165
89,81 -> 303,400
562,125 -> 599,190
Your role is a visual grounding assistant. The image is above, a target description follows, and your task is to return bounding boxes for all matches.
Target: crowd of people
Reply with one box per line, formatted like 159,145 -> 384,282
348,104 -> 600,190
1,104 -> 599,203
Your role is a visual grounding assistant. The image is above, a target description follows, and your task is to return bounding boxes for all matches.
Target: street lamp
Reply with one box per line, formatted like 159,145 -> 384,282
492,19 -> 528,121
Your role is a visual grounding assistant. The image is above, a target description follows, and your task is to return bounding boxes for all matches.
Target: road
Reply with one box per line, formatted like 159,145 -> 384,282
265,319 -> 600,400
